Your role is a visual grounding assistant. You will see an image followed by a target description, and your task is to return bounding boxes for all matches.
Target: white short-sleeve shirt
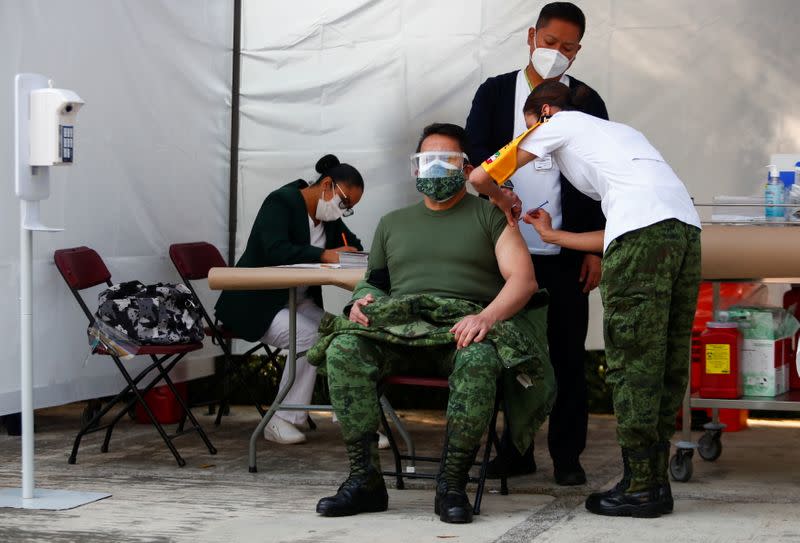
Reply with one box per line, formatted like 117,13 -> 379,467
518,111 -> 701,251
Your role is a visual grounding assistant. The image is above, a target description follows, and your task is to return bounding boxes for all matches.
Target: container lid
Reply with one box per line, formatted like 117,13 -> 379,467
706,321 -> 739,329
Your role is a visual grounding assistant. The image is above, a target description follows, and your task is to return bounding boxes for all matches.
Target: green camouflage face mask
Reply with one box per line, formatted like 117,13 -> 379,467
415,171 -> 466,202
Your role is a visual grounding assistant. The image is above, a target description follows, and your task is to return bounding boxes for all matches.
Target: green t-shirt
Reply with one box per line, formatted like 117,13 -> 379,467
367,194 -> 508,303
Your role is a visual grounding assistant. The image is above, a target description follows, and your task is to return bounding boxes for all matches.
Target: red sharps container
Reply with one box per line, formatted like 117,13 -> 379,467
699,322 -> 742,399
783,286 -> 800,390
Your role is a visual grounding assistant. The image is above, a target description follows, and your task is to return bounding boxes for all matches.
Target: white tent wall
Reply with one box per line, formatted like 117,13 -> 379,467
0,2 -> 232,415
238,0 -> 800,349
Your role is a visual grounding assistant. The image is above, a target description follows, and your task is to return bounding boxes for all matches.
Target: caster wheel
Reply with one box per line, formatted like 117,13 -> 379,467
670,450 -> 693,482
249,466 -> 258,473
209,446 -> 218,455
698,432 -> 723,462
177,458 -> 186,467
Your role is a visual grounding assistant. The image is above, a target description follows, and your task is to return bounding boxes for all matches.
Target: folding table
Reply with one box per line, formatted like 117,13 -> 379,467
208,266 -> 412,472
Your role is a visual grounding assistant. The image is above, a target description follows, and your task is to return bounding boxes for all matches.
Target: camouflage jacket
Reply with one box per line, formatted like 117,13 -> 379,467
308,292 -> 555,453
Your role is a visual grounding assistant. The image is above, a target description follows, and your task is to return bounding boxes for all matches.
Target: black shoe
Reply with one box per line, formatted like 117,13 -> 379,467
486,445 -> 536,479
585,485 -> 661,518
435,441 -> 478,524
435,487 -> 473,524
554,463 -> 586,486
316,470 -> 388,517
653,442 -> 673,514
656,483 -> 674,514
317,433 -> 388,517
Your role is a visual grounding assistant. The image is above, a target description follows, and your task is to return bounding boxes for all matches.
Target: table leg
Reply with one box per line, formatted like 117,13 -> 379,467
249,287 -> 298,472
380,395 -> 415,471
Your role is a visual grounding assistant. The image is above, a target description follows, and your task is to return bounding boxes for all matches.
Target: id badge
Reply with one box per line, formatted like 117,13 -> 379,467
533,155 -> 553,171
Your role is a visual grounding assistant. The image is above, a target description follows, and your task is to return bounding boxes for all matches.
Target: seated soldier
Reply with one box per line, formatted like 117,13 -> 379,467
307,123 -> 555,524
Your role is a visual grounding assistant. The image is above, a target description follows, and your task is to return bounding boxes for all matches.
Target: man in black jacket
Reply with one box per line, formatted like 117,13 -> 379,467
465,1 -> 607,486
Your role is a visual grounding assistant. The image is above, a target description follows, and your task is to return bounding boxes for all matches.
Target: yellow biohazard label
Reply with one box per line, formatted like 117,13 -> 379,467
705,344 -> 731,375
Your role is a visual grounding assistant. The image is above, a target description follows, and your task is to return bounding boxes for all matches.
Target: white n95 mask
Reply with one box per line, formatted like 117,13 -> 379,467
531,46 -> 570,80
316,193 -> 344,222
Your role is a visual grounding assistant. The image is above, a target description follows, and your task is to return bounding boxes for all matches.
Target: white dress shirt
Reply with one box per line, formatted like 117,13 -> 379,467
519,111 -> 701,252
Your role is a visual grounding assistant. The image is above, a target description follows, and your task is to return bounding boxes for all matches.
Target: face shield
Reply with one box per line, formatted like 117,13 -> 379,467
410,151 -> 469,178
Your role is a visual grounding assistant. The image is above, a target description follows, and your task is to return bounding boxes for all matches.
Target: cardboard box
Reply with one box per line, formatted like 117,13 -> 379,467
727,306 -> 798,397
741,337 -> 791,397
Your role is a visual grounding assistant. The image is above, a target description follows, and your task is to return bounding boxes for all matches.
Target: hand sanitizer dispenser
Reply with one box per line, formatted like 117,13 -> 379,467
29,87 -> 84,166
5,74 -> 108,510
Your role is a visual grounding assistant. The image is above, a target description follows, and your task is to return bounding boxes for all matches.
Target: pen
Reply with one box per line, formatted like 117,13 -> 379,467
341,232 -> 348,247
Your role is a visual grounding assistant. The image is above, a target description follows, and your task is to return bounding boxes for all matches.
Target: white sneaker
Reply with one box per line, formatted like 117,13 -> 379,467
264,417 -> 307,445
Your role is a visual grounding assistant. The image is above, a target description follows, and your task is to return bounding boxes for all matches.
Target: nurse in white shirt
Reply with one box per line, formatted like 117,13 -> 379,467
468,81 -> 701,519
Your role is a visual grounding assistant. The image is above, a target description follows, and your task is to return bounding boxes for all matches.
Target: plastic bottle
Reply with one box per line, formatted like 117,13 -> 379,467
790,162 -> 800,222
765,164 -> 784,221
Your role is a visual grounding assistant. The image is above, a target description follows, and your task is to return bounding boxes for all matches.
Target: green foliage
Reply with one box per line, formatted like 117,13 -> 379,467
585,350 -> 614,414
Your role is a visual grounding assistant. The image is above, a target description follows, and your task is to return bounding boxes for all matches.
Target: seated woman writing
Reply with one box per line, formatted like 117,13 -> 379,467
215,154 -> 368,445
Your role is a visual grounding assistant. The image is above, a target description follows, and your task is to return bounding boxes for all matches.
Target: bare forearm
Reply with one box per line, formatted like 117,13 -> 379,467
469,166 -> 504,199
541,229 -> 604,253
481,275 -> 537,323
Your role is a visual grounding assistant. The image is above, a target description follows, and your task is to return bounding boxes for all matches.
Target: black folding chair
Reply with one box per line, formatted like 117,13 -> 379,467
54,246 -> 217,467
379,375 -> 508,515
168,242 -> 307,428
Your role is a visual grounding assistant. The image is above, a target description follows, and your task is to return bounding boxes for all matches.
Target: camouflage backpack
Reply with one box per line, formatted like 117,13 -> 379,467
94,281 -> 204,345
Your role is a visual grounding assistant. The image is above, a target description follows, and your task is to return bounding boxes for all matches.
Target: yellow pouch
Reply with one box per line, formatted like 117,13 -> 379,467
481,122 -> 542,185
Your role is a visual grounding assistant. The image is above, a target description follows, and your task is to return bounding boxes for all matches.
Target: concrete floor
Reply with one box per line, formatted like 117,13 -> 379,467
1,405 -> 799,542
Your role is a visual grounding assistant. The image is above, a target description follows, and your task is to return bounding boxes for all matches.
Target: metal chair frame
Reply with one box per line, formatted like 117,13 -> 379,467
168,242 -> 307,430
54,246 -> 217,467
378,375 -> 509,515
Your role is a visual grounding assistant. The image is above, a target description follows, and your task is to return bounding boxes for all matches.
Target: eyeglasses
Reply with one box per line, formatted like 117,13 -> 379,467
334,183 -> 354,217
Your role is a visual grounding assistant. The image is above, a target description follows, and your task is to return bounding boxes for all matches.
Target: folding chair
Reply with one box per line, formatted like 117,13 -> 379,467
54,246 -> 217,467
168,242 -> 293,428
379,375 -> 508,515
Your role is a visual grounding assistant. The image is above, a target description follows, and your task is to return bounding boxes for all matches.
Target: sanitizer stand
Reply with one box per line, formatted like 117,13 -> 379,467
0,73 -> 110,510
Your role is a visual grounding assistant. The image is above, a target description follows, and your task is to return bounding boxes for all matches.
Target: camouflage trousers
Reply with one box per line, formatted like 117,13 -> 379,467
601,219 -> 701,451
325,334 -> 502,454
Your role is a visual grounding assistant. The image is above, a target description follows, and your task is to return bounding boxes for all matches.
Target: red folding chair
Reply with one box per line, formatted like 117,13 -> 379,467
168,242 -> 290,427
54,246 -> 217,467
379,375 -> 507,515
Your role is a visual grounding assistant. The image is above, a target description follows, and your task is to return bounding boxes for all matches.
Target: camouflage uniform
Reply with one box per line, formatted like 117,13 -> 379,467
308,293 -> 555,455
601,219 -> 701,487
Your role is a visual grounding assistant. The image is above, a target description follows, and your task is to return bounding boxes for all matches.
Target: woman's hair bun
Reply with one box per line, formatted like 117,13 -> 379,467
315,154 -> 341,175
570,84 -> 592,109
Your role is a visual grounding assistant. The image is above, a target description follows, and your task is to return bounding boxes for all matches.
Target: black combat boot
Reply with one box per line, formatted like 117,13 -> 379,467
316,433 -> 388,517
486,440 -> 536,478
653,442 -> 673,514
434,445 -> 478,524
584,448 -> 661,518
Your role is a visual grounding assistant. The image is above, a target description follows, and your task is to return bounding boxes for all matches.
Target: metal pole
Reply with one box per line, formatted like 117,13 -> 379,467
227,0 -> 242,266
248,287 -> 297,472
20,202 -> 34,500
